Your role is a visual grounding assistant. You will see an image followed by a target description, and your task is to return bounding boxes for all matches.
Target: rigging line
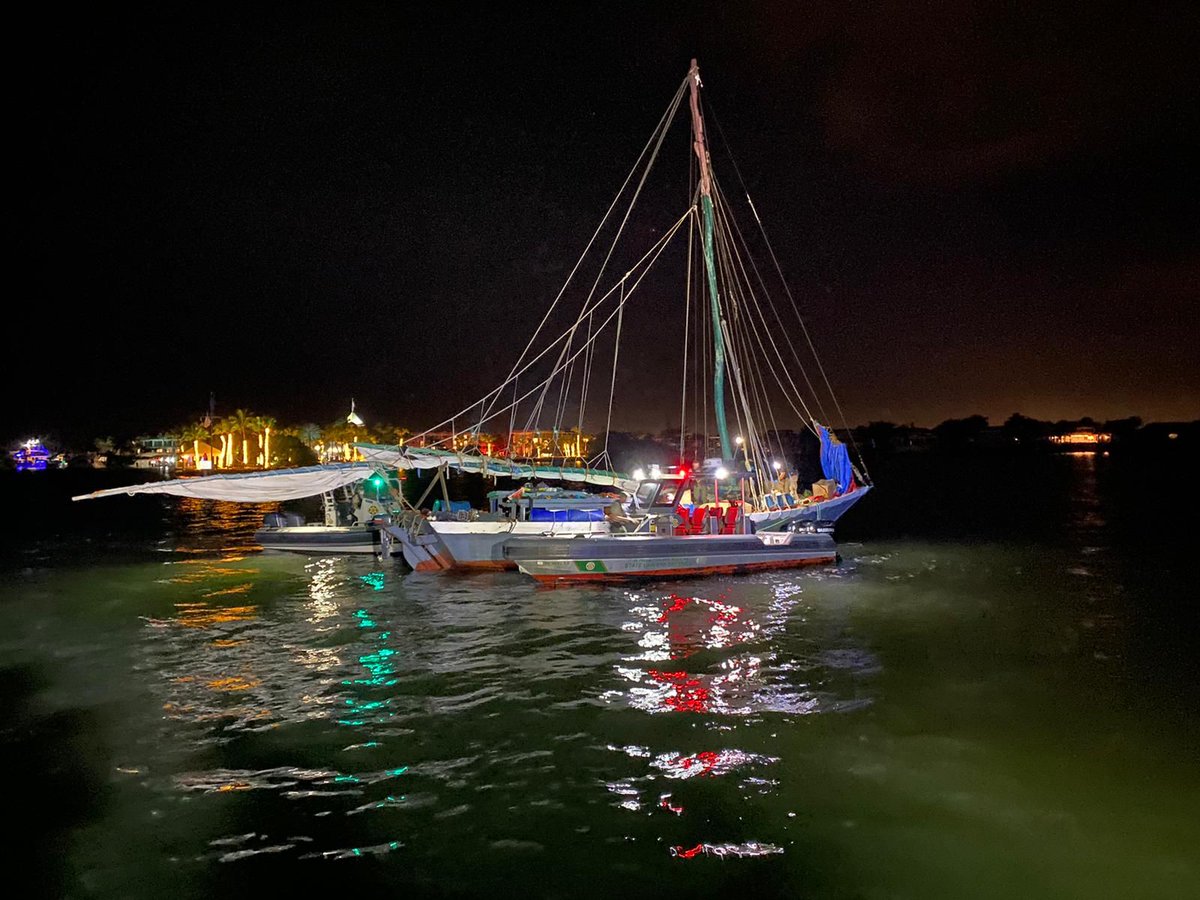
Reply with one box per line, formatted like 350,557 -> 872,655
601,281 -> 625,461
709,178 -> 822,433
709,223 -> 753,458
687,137 -> 703,461
577,310 -> 596,440
709,190 -> 799,439
691,205 -> 712,457
458,214 -> 691,443
752,192 -> 869,478
517,208 -> 693,435
712,195 -> 792,457
721,275 -> 770,475
723,310 -> 771,503
409,211 -> 693,444
720,262 -> 777,465
706,112 -> 833,425
711,179 -> 831,431
710,177 -> 825,427
507,380 -> 519,455
709,112 -> 869,480
554,340 -> 576,433
678,207 -> 696,461
476,75 -> 690,430
524,81 -> 689,431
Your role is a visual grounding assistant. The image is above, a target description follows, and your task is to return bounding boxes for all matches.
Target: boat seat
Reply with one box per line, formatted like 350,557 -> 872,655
763,494 -> 778,512
783,493 -> 798,508
691,507 -> 708,533
674,506 -> 692,535
721,504 -> 740,534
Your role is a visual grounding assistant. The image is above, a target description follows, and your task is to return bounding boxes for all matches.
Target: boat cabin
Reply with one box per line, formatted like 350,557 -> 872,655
632,467 -> 754,535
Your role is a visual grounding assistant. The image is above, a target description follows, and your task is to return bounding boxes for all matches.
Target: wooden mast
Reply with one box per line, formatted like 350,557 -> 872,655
688,59 -> 733,461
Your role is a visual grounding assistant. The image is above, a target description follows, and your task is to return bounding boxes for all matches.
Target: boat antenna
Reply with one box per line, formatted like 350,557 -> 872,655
688,59 -> 733,460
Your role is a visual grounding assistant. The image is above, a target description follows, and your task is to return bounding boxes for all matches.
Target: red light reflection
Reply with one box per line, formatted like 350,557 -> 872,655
646,669 -> 711,713
659,794 -> 685,815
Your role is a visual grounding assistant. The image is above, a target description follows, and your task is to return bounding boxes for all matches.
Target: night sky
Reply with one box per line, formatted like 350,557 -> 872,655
12,1 -> 1198,445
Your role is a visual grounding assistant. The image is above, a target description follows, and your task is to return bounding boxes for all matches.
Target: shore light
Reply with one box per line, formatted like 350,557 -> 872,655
633,468 -> 645,481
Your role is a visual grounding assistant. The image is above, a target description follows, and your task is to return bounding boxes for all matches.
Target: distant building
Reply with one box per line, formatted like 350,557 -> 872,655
132,434 -> 178,469
1048,429 -> 1112,446
404,429 -> 592,460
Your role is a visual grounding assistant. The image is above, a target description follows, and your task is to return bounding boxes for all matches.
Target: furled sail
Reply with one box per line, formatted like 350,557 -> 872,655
72,463 -> 377,503
355,444 -> 639,493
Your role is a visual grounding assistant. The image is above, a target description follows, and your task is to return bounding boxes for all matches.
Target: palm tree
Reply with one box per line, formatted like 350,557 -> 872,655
232,409 -> 254,467
178,423 -> 205,469
214,416 -> 236,468
323,420 -> 353,461
257,415 -> 277,468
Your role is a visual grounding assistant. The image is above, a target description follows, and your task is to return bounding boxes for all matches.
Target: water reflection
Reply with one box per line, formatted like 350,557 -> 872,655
603,576 -> 879,860
608,579 -> 876,717
11,455 -> 1196,896
124,547 -> 884,870
142,556 -> 371,737
168,496 -> 280,555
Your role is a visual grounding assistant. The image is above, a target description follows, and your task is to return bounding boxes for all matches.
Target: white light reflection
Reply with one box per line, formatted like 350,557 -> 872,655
305,558 -> 343,623
602,744 -> 781,813
671,841 -> 784,859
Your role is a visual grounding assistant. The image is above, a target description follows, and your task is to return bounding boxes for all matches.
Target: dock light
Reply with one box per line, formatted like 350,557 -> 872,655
735,436 -> 743,445
773,461 -> 782,471
715,467 -> 729,479
650,464 -> 662,478
633,468 -> 646,481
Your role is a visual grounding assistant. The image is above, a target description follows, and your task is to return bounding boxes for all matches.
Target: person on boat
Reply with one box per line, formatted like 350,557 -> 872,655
604,498 -> 638,531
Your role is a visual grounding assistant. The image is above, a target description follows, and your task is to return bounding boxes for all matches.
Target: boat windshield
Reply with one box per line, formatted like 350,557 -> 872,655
655,482 -> 680,507
634,481 -> 661,508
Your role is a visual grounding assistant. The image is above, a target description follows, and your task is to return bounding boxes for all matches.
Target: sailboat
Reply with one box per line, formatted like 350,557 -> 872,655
364,59 -> 872,580
71,60 -> 871,580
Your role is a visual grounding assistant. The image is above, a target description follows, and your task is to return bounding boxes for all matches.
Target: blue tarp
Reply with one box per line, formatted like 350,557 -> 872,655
818,425 -> 855,495
530,507 -> 605,523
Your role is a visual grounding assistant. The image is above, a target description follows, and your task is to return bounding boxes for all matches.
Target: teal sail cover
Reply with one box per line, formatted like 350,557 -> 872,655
817,425 -> 855,494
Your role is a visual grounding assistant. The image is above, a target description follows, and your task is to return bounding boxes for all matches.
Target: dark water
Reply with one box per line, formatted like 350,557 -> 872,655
3,452 -> 1197,899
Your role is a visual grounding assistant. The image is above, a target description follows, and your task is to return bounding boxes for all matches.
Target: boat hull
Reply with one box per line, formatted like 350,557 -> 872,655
424,520 -> 609,570
504,532 -> 837,583
253,525 -> 380,555
747,485 -> 871,531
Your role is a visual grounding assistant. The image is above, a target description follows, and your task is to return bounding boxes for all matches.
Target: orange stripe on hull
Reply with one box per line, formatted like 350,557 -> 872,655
528,555 -> 836,583
453,560 -> 517,571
